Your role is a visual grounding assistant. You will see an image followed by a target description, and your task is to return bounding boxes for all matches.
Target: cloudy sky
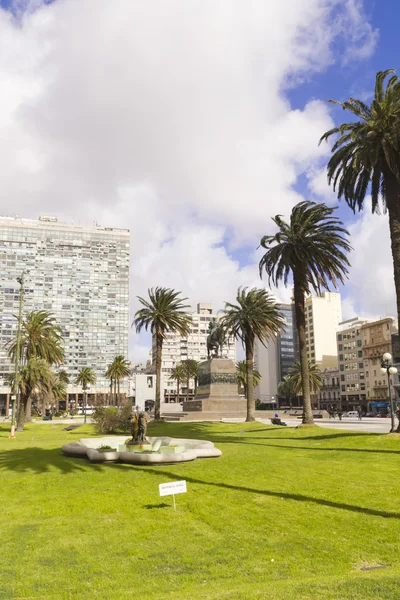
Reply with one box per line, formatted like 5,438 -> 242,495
0,0 -> 398,362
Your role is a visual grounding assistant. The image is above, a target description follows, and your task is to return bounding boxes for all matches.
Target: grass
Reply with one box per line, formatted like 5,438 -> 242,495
0,421 -> 400,599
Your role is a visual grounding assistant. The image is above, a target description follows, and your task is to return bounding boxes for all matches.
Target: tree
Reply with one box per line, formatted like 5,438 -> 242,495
181,359 -> 199,402
7,310 -> 65,365
258,201 -> 351,425
5,359 -> 53,431
320,70 -> 400,350
221,288 -> 285,422
106,355 -> 131,406
169,363 -> 186,403
277,375 -> 295,408
236,360 -> 261,400
75,367 -> 96,423
287,361 -> 322,402
133,287 -> 191,420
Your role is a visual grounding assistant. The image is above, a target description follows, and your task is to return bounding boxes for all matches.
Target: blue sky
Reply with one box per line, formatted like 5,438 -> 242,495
0,0 -> 398,360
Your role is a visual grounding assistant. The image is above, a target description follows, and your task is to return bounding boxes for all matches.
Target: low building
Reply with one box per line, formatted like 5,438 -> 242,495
129,373 -> 156,411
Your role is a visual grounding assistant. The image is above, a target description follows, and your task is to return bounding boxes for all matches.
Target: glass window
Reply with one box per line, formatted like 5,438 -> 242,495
358,350 -> 362,358
340,374 -> 345,381
338,344 -> 342,351
339,354 -> 343,361
338,334 -> 342,341
357,339 -> 362,347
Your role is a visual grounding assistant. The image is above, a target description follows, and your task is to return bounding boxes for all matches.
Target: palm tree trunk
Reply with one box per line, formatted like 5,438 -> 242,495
177,379 -> 180,404
244,382 -> 248,400
25,396 -> 32,421
109,380 -> 112,406
385,173 -> 400,432
16,397 -> 27,431
186,375 -> 189,403
194,376 -> 198,396
155,329 -> 162,420
293,277 -> 313,425
246,338 -> 255,422
114,380 -> 117,406
117,379 -> 120,407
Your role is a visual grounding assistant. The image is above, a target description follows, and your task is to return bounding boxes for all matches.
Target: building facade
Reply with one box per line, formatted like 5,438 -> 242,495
276,303 -> 297,381
129,373 -> 155,411
0,215 -> 130,414
361,317 -> 398,409
337,317 -> 368,410
316,368 -> 340,411
305,292 -> 342,368
152,303 -> 236,403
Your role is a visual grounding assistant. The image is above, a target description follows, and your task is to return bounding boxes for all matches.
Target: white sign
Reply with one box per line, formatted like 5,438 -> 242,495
159,480 -> 187,497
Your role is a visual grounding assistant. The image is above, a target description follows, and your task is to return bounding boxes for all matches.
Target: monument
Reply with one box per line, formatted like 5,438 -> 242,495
182,319 -> 246,417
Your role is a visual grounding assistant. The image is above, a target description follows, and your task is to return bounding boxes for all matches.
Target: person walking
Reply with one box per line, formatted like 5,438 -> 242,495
357,405 -> 362,421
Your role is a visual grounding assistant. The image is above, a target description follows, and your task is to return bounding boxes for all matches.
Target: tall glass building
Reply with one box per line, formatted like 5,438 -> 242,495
277,303 -> 298,381
0,216 -> 130,408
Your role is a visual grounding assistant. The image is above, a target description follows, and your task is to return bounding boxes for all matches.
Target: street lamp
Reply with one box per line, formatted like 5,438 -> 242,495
83,384 -> 91,424
380,352 -> 398,432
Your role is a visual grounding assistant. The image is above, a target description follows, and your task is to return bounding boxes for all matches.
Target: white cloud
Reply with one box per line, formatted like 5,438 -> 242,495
0,0 -> 378,360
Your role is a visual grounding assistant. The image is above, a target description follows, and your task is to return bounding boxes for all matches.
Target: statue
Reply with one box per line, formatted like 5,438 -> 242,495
206,318 -> 227,358
128,410 -> 149,445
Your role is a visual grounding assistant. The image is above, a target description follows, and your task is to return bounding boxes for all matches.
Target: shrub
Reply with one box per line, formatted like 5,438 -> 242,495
92,403 -> 133,435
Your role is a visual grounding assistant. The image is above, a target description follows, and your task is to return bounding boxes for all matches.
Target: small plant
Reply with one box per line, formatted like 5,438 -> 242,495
98,445 -> 116,452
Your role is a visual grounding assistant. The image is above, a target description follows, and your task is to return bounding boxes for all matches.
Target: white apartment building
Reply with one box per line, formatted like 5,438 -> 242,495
152,303 -> 236,402
337,317 -> 369,409
254,334 -> 279,405
305,291 -> 342,368
129,373 -> 155,411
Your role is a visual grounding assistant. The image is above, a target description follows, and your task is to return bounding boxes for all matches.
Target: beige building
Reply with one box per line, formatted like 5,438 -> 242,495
316,368 -> 340,411
305,291 -> 342,368
337,317 -> 369,409
361,317 -> 398,405
254,334 -> 279,405
151,303 -> 236,403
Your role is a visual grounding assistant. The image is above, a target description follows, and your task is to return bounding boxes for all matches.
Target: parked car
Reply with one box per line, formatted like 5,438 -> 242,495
343,411 -> 359,418
365,412 -> 376,418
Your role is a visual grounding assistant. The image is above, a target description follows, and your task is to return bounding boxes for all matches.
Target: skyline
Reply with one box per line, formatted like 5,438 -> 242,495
0,0 -> 398,362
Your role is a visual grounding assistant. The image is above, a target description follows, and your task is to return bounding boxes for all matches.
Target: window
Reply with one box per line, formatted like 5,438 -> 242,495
359,362 -> 363,369
338,344 -> 343,351
357,340 -> 362,347
340,364 -> 344,371
341,374 -> 345,381
339,354 -> 344,362
374,370 -> 376,376
358,350 -> 362,358
341,385 -> 345,392
338,334 -> 342,341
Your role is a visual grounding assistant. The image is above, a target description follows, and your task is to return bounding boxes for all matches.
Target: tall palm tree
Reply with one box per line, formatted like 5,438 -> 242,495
133,287 -> 191,420
7,310 -> 65,365
181,359 -> 199,402
169,363 -> 186,403
235,360 -> 261,400
320,70 -> 400,335
221,288 -> 285,422
106,356 -> 131,406
75,367 -> 96,423
258,201 -> 351,425
5,358 -> 53,431
287,360 -> 322,397
105,364 -> 115,406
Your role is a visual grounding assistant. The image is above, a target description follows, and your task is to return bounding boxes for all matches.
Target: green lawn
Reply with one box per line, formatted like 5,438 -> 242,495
1,421 -> 400,600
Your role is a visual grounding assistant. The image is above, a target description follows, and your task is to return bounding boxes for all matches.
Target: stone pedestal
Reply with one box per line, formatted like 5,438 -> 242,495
183,359 -> 246,416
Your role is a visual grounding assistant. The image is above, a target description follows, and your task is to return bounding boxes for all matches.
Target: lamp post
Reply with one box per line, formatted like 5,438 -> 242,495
380,352 -> 398,433
83,384 -> 90,424
10,270 -> 28,438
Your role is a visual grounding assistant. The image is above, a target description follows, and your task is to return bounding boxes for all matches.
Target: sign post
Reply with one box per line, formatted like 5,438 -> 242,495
159,480 -> 187,510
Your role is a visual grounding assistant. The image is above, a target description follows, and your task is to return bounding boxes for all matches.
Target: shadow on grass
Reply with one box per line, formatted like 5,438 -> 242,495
0,447 -> 103,474
132,465 -> 400,520
143,503 -> 170,509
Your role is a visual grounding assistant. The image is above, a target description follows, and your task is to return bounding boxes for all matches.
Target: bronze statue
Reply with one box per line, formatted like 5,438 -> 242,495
128,411 -> 148,445
206,318 -> 227,358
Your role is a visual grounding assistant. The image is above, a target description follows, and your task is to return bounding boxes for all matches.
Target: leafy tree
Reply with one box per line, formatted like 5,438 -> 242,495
169,363 -> 186,403
221,288 -> 285,422
181,359 -> 199,402
106,355 -> 131,406
133,287 -> 191,420
320,70 -> 400,340
258,201 -> 351,425
236,360 -> 261,400
7,310 -> 65,365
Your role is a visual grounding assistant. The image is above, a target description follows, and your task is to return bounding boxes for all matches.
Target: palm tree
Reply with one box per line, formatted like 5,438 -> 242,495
106,356 -> 131,406
5,358 -> 53,431
181,359 -> 199,402
105,364 -> 115,406
320,70 -> 400,336
277,375 -> 295,408
258,201 -> 351,425
169,363 -> 186,403
221,288 -> 285,422
75,367 -> 96,423
133,287 -> 191,420
235,360 -> 261,400
287,361 -> 322,405
7,310 -> 65,365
